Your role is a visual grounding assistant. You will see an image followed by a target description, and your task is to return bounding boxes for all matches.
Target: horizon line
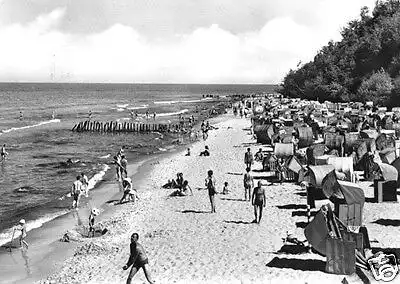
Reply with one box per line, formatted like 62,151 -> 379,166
0,81 -> 280,86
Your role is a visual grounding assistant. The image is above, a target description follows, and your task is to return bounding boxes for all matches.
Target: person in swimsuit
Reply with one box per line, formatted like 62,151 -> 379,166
119,178 -> 136,204
81,172 -> 89,197
123,233 -> 155,284
88,208 -> 100,238
244,148 -> 254,170
243,167 -> 254,201
18,219 -> 28,249
0,144 -> 8,162
181,180 -> 193,196
251,180 -> 266,224
71,175 -> 83,209
205,170 -> 217,213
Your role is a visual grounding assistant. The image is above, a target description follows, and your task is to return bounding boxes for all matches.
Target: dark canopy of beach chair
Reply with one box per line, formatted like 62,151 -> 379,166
322,171 -> 365,206
391,158 -> 400,186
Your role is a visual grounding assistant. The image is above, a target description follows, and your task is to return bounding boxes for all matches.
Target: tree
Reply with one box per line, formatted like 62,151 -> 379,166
357,69 -> 393,105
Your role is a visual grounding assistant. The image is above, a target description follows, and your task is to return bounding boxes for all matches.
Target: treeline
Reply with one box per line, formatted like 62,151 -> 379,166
281,0 -> 400,107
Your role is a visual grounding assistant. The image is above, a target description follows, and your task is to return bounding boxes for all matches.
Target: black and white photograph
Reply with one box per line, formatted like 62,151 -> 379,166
1,0 -> 400,283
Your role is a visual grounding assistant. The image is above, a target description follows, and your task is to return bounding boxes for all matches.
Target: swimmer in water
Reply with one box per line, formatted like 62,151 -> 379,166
1,144 -> 8,162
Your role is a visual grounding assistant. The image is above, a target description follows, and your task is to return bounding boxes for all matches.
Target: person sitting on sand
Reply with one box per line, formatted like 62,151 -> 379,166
88,208 -> 100,238
71,175 -> 83,209
243,167 -> 254,201
254,148 -> 263,162
17,219 -> 28,249
176,172 -> 184,189
185,148 -> 191,156
123,233 -> 155,284
205,170 -> 217,213
119,178 -> 137,204
252,181 -> 266,224
199,146 -> 210,156
181,180 -> 193,196
222,181 -> 229,195
81,172 -> 89,197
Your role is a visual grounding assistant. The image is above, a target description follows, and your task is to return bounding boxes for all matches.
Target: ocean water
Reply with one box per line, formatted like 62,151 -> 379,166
0,83 -> 275,246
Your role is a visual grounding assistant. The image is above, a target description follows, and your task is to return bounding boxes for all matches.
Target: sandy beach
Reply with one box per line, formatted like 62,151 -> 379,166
30,112 -> 392,284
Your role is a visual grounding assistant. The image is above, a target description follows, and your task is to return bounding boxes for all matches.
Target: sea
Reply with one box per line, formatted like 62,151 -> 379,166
0,83 -> 276,247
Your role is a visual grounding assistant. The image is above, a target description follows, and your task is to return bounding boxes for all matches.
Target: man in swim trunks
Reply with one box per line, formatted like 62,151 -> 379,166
243,167 -> 254,201
244,148 -> 254,170
123,233 -> 155,284
251,180 -> 266,224
71,175 -> 83,209
205,170 -> 217,213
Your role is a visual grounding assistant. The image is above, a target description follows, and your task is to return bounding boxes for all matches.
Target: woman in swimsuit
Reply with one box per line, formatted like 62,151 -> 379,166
251,180 -> 266,224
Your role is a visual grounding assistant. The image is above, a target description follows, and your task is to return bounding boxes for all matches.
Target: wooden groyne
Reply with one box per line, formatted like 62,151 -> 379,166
72,120 -> 184,133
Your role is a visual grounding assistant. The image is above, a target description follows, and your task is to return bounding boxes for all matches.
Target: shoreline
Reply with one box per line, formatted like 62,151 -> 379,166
0,112 -> 227,284
35,112 -> 363,284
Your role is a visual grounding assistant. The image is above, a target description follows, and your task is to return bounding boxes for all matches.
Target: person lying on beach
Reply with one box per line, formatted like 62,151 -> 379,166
71,175 -> 83,209
222,181 -> 230,194
199,146 -> 210,156
119,178 -> 137,204
17,219 -> 28,249
252,181 -> 266,224
123,233 -> 155,284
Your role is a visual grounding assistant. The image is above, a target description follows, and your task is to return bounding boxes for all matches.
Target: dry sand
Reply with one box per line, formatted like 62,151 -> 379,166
38,114 -> 398,284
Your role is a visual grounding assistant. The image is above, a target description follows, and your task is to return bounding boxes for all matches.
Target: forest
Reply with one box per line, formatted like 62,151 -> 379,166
280,0 -> 400,107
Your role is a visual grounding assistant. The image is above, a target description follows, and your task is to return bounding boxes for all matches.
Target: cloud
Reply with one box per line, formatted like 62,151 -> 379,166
0,2 -> 376,83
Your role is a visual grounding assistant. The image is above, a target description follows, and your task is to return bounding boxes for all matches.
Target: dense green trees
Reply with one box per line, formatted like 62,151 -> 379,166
281,0 -> 400,107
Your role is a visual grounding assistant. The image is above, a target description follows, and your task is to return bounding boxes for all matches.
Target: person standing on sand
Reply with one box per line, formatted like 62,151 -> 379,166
71,175 -> 83,209
123,233 -> 155,284
88,110 -> 92,120
81,172 -> 89,197
1,144 -> 8,162
120,155 -> 128,178
114,155 -> 122,181
252,181 -> 266,224
243,167 -> 254,201
244,148 -> 254,170
17,219 -> 28,249
205,170 -> 217,213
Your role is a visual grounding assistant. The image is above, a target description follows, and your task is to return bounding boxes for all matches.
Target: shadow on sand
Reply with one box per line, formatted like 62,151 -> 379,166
220,198 -> 246,202
292,210 -> 317,217
224,220 -> 253,225
181,210 -> 209,214
372,219 -> 400,226
295,221 -> 309,229
275,244 -> 310,255
277,204 -> 307,210
266,257 -> 325,272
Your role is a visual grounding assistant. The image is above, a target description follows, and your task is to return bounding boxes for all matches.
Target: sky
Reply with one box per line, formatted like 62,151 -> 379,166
0,0 -> 377,84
